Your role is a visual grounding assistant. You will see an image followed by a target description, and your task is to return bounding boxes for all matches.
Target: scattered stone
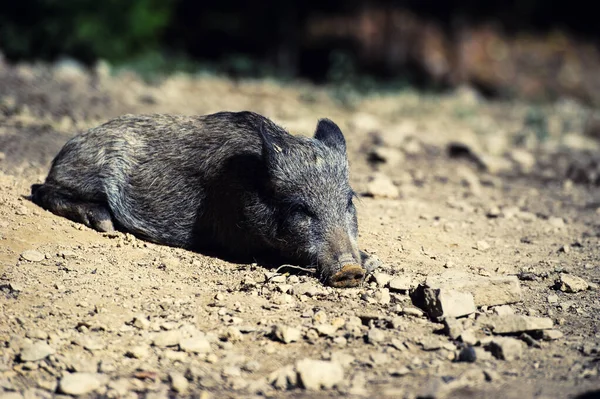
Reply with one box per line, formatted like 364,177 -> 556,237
541,330 -> 564,341
296,359 -> 344,390
475,240 -> 491,251
152,330 -> 181,347
72,336 -> 105,351
272,325 -> 301,344
365,173 -> 399,198
457,346 -> 477,363
368,147 -> 404,166
20,341 -> 55,362
373,272 -> 393,287
488,337 -> 524,361
425,271 -> 522,307
443,318 -> 465,339
126,346 -> 150,359
25,329 -> 49,340
555,273 -> 589,293
401,307 -> 424,317
314,324 -> 337,337
20,250 -> 44,262
369,353 -> 390,365
509,149 -> 535,173
330,352 -> 355,368
486,206 -> 501,218
548,217 -> 565,229
492,305 -> 514,316
547,294 -> 559,304
179,336 -> 211,354
486,315 -> 553,334
519,333 -> 541,348
389,276 -> 413,292
222,366 -> 241,377
291,283 -> 320,297
375,288 -> 391,305
367,328 -> 385,344
132,315 -> 151,330
269,365 -> 297,390
459,330 -> 480,346
169,372 -> 188,393
423,288 -> 476,319
59,373 -> 105,396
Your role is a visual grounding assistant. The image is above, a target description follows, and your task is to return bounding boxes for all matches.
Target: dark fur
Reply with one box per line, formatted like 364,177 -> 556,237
31,111 -> 371,284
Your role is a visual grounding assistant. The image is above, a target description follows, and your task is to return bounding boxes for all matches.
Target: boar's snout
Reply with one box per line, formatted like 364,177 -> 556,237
321,252 -> 365,288
328,264 -> 366,288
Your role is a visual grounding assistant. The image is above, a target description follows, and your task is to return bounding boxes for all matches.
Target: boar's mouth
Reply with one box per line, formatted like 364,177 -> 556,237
324,264 -> 365,288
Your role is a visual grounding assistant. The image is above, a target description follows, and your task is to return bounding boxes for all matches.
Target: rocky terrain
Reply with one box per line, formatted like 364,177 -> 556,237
0,59 -> 599,398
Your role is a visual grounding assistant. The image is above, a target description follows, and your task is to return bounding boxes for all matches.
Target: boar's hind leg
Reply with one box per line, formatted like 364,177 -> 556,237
31,183 -> 114,232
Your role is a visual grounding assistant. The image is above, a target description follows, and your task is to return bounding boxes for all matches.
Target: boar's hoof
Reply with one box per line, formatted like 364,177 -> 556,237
329,265 -> 365,288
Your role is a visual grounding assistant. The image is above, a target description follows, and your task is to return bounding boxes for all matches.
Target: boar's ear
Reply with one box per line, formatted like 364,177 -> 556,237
259,120 -> 279,168
314,118 -> 346,152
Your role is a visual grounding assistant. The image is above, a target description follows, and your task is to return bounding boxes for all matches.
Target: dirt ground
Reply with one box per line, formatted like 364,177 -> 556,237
1,59 -> 599,399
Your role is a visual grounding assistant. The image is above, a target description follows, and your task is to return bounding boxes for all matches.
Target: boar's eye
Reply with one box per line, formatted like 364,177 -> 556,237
290,203 -> 314,218
347,191 -> 357,210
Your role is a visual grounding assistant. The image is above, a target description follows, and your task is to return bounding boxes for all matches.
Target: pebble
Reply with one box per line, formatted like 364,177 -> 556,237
365,173 -> 399,198
296,359 -> 344,390
488,337 -> 524,361
389,276 -> 413,291
330,352 -> 354,368
313,310 -> 328,324
169,372 -> 189,393
548,217 -> 565,228
401,307 -> 424,317
457,346 -> 477,362
291,283 -> 320,297
425,271 -> 522,307
487,314 -> 553,334
475,240 -> 491,251
424,288 -> 476,319
132,315 -> 151,330
272,325 -> 301,344
366,328 -> 385,344
373,272 -> 393,288
369,353 -> 389,365
492,305 -> 514,316
20,250 -> 44,262
152,330 -> 181,347
269,365 -> 297,390
556,273 -> 589,293
20,341 -> 55,362
59,373 -> 105,396
376,288 -> 391,305
541,330 -> 564,341
314,324 -> 337,337
179,336 -> 211,353
126,345 -> 150,359
25,329 -> 49,340
547,293 -> 559,304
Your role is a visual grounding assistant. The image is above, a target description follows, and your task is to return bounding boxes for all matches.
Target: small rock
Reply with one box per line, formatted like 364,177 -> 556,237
272,325 -> 301,344
169,372 -> 188,393
314,324 -> 337,337
425,271 -> 522,307
59,373 -> 105,396
369,353 -> 389,365
20,341 -> 55,362
296,359 -> 344,390
509,149 -> 535,173
25,329 -> 49,340
20,250 -> 44,262
368,147 -> 404,166
547,294 -> 559,304
366,328 -> 385,344
152,330 -> 181,347
330,352 -> 354,368
457,346 -> 477,363
242,360 -> 261,372
475,240 -> 491,251
313,310 -> 328,324
373,272 -> 393,287
486,206 -> 501,218
548,217 -> 565,229
487,315 -> 553,334
488,337 -> 524,361
132,315 -> 150,330
401,307 -> 424,317
423,288 -> 476,319
269,365 -> 297,390
375,288 -> 391,305
389,276 -> 413,292
365,173 -> 399,198
492,305 -> 514,316
291,283 -> 320,297
541,330 -> 564,341
459,330 -> 479,346
443,318 -> 465,339
556,273 -> 589,293
126,346 -> 149,359
179,336 -> 211,354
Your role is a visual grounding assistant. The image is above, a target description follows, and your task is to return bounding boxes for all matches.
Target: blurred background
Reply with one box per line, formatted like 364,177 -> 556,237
1,0 -> 599,105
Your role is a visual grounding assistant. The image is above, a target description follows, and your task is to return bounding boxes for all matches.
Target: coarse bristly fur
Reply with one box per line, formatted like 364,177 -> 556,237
31,111 -> 376,286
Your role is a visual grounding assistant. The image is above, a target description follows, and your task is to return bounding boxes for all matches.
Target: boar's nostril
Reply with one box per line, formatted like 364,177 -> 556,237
328,264 -> 365,288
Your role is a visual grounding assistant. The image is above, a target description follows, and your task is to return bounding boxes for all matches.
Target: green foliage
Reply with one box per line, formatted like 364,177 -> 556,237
0,0 -> 174,62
